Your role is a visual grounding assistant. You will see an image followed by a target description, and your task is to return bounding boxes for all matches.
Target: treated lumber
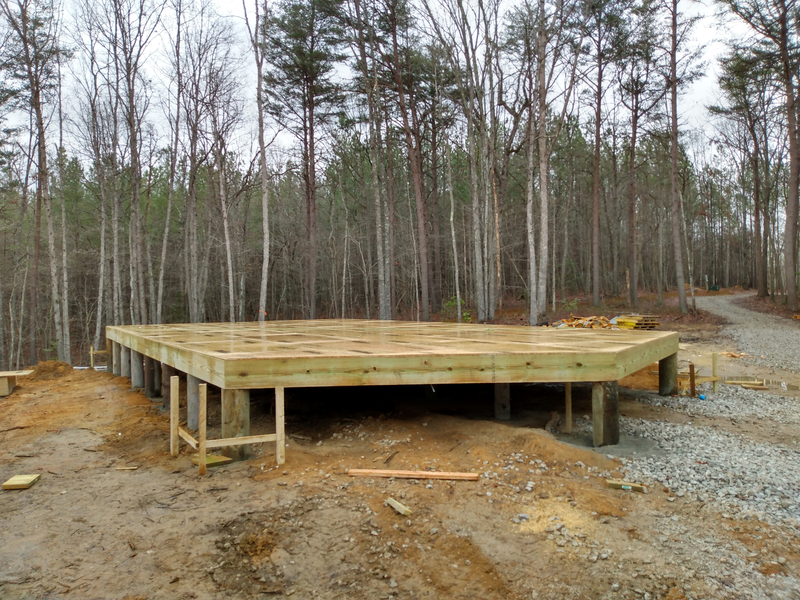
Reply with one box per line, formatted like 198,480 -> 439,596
712,352 -> 719,393
112,342 -> 121,376
276,386 -> 286,465
564,382 -> 572,434
144,356 -> 156,398
191,454 -> 233,467
205,433 -> 277,449
0,370 -> 33,397
658,352 -> 678,396
606,479 -> 647,493
347,469 -> 478,481
387,497 -> 412,516
221,389 -> 250,460
592,382 -> 619,447
494,382 -> 510,420
178,427 -> 198,449
2,474 -> 41,490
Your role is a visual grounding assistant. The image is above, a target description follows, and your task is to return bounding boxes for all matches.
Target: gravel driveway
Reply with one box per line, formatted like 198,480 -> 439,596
695,293 -> 800,372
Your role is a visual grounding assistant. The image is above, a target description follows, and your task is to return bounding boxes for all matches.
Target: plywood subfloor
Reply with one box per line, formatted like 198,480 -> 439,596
106,320 -> 679,390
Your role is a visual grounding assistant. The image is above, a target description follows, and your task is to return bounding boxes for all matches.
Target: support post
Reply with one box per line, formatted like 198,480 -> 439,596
153,361 -> 162,398
689,363 -> 696,398
276,386 -> 286,465
221,389 -> 250,460
170,375 -> 179,457
187,374 -> 200,431
161,364 -> 176,406
712,352 -> 719,393
90,345 -> 96,369
121,346 -> 131,378
494,383 -> 510,420
658,352 -> 678,396
198,383 -> 207,475
144,356 -> 156,398
112,342 -> 121,376
130,350 -> 144,389
592,382 -> 619,447
565,382 -> 572,434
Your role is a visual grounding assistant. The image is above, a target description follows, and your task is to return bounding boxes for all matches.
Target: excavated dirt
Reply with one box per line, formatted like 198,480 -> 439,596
1,293 -> 799,599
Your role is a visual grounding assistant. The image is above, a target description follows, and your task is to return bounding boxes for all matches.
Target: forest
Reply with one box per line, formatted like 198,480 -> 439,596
0,0 -> 797,369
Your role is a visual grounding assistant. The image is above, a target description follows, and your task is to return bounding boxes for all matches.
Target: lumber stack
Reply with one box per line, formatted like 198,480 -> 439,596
553,315 -> 620,330
615,314 -> 660,330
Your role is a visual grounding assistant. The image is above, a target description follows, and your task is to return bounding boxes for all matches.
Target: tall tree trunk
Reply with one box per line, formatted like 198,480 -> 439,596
669,0 -> 688,313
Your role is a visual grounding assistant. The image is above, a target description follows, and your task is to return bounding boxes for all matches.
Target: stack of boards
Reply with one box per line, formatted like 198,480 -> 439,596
2,474 -> 41,490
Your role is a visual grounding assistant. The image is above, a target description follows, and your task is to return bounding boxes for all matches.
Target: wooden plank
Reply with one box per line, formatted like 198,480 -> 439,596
606,479 -> 647,493
592,382 -> 619,447
658,352 -> 678,396
712,352 -> 719,393
2,474 -> 41,490
0,370 -> 34,377
494,383 -> 510,420
204,433 -> 277,449
347,469 -> 478,481
169,375 -> 179,457
221,389 -> 250,460
178,426 -> 198,449
740,384 -> 769,390
191,454 -> 233,467
564,382 -> 572,434
275,386 -> 286,465
198,383 -> 207,475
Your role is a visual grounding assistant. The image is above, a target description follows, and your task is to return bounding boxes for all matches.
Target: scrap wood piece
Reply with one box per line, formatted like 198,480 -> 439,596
721,352 -> 747,358
116,466 -> 139,471
3,473 -> 41,490
347,468 -> 478,481
386,497 -> 412,516
740,384 -> 769,391
606,479 -> 647,493
191,453 -> 233,468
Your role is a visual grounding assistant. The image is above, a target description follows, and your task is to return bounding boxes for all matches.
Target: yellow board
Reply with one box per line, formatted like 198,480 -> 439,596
191,454 -> 233,467
2,473 -> 41,490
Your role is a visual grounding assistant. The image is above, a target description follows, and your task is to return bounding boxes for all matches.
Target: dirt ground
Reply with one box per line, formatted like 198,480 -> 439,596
1,294 -> 799,600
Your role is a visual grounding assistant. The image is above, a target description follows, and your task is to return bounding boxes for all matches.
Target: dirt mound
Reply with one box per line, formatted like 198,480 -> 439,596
31,360 -> 73,380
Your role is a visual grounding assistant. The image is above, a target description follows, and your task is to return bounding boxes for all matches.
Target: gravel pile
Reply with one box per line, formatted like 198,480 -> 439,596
695,294 -> 800,372
639,385 -> 800,425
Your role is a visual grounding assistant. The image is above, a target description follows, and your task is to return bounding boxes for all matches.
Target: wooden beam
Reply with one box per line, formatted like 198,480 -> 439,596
120,345 -> 131,378
658,352 -> 678,396
198,384 -> 207,475
275,386 -> 286,465
186,374 -> 200,431
689,363 -> 696,397
205,433 -> 277,449
221,388 -> 250,460
347,469 -> 478,481
494,382 -> 511,420
144,356 -> 156,398
564,382 -> 572,434
178,426 -> 198,449
592,381 -> 619,447
169,375 -> 179,457
131,350 -> 144,389
712,352 -> 719,393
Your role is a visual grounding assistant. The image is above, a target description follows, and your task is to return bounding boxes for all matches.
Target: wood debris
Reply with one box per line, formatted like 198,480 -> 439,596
386,497 -> 412,516
3,474 -> 41,490
347,468 -> 478,481
553,315 -> 619,330
606,479 -> 647,493
614,314 -> 660,330
721,352 -> 748,358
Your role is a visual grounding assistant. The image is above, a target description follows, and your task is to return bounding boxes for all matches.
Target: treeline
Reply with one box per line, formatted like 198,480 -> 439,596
0,0 -> 797,368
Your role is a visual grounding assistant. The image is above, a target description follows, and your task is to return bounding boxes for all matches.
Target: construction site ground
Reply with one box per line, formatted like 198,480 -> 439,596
1,290 -> 799,600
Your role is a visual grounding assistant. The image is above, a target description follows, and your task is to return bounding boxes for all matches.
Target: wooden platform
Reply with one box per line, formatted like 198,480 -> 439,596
0,370 -> 34,397
106,320 -> 679,466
